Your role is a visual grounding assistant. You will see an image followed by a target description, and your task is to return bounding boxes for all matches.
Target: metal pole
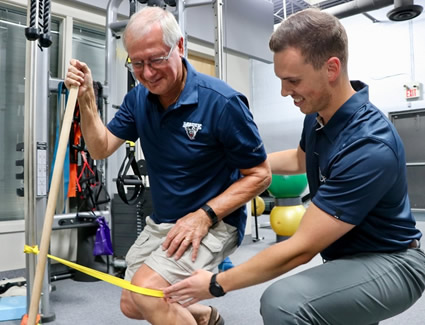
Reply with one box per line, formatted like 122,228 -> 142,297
24,1 -> 39,315
105,0 -> 124,196
37,45 -> 55,323
177,0 -> 187,56
24,0 -> 55,322
105,0 -> 124,94
214,0 -> 224,80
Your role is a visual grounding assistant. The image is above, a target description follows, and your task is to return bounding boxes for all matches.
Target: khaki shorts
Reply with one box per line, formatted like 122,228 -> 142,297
124,216 -> 239,284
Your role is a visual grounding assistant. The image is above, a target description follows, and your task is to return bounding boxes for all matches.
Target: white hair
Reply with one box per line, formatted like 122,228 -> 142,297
123,6 -> 182,51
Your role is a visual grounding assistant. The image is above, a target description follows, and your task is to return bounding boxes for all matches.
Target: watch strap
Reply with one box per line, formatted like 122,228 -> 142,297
201,204 -> 218,227
209,273 -> 226,297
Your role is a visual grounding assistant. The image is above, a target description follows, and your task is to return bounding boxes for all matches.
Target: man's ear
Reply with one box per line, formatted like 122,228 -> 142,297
326,57 -> 341,82
177,37 -> 184,57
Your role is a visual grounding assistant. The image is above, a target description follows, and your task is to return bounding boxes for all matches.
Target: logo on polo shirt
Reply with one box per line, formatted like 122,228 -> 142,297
182,121 -> 202,140
319,167 -> 326,184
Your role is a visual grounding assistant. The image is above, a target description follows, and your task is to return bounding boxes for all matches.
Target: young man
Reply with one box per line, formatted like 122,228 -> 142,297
164,8 -> 425,325
65,6 -> 271,325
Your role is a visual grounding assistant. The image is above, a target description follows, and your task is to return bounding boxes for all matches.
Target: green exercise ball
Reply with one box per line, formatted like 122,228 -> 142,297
270,205 -> 305,236
268,174 -> 308,198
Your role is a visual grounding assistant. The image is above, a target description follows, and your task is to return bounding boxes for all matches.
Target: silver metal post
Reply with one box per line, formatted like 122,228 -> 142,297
24,0 -> 54,320
105,0 -> 124,195
36,45 -> 55,322
24,25 -> 38,320
214,0 -> 224,80
177,0 -> 187,56
24,0 -> 39,314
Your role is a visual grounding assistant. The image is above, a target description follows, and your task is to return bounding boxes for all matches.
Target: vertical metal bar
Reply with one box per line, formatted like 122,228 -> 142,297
177,0 -> 187,56
24,0 -> 56,321
24,0 -> 39,315
409,20 -> 415,81
37,43 -> 55,323
106,0 -> 124,91
253,198 -> 259,240
105,0 -> 124,195
214,0 -> 224,80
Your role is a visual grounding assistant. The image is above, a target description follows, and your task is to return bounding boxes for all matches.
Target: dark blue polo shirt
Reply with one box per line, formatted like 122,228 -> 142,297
300,81 -> 421,260
107,58 -> 267,244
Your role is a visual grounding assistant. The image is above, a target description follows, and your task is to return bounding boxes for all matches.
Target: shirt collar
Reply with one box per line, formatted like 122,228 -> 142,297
176,57 -> 198,107
316,81 -> 369,140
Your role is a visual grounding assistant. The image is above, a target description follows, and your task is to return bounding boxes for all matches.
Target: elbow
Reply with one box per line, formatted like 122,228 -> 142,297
262,172 -> 272,193
296,245 -> 321,266
299,252 -> 316,265
89,153 -> 104,160
86,147 -> 108,160
252,169 -> 272,197
260,161 -> 272,192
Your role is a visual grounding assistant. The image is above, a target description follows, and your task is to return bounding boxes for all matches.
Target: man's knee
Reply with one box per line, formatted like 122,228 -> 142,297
260,280 -> 302,324
120,289 -> 150,320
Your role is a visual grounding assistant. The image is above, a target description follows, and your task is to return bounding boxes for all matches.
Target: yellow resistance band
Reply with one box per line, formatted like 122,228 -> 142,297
24,245 -> 164,298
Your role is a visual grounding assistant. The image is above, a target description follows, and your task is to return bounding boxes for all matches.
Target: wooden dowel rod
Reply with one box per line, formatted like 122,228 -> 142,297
27,86 -> 79,325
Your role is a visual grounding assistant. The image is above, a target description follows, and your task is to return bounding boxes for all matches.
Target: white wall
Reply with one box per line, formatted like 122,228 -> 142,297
344,8 -> 425,115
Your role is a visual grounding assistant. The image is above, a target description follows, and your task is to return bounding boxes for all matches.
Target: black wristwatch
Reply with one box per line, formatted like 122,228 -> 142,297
201,204 -> 219,227
209,273 -> 226,297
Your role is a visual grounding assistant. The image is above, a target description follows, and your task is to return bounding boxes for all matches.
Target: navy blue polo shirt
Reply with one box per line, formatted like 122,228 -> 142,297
107,58 -> 266,244
300,81 -> 421,260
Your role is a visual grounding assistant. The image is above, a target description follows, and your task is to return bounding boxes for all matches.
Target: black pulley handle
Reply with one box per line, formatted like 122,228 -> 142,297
116,141 -> 145,205
39,0 -> 52,48
25,0 -> 40,41
25,0 -> 52,47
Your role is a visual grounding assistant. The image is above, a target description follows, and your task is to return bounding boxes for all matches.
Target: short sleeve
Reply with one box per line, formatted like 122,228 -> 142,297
107,90 -> 139,142
216,95 -> 267,169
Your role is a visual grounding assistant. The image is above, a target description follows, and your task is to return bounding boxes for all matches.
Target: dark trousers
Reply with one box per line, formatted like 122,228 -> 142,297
260,248 -> 425,325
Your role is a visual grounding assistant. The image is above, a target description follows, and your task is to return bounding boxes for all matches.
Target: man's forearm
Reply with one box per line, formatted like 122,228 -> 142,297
78,91 -> 110,160
205,160 -> 271,221
268,147 -> 306,175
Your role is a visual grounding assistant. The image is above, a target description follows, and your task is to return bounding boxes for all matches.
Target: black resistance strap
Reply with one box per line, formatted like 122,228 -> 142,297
116,141 -> 145,205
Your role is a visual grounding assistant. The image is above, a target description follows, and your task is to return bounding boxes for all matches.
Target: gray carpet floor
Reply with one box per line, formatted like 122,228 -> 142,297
2,215 -> 425,324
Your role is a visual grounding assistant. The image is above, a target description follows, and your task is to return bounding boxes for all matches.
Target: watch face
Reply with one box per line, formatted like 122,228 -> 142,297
209,274 -> 225,297
210,284 -> 222,297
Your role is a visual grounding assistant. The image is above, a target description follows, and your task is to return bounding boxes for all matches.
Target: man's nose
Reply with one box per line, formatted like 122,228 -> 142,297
141,63 -> 156,79
281,84 -> 292,97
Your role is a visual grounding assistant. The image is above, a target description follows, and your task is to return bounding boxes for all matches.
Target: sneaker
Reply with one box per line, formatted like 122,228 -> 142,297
218,257 -> 234,272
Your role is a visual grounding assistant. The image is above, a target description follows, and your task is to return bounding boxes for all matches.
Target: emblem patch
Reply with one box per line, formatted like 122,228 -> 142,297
182,122 -> 202,140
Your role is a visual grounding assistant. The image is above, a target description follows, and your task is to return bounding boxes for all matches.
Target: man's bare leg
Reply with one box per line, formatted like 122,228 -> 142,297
120,264 -> 216,325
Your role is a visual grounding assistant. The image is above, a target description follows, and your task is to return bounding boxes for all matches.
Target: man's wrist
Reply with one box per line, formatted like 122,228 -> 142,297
201,204 -> 219,227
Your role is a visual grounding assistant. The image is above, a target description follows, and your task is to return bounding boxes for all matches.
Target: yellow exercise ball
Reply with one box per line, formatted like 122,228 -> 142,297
270,205 -> 305,236
251,196 -> 265,216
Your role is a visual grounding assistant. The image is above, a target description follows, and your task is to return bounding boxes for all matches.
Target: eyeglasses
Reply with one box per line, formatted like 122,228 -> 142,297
125,44 -> 176,72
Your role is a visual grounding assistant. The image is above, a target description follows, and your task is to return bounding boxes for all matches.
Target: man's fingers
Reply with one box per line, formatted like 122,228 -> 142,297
65,72 -> 82,87
162,236 -> 172,251
163,281 -> 185,296
172,238 -> 192,260
180,298 -> 199,308
191,241 -> 200,262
